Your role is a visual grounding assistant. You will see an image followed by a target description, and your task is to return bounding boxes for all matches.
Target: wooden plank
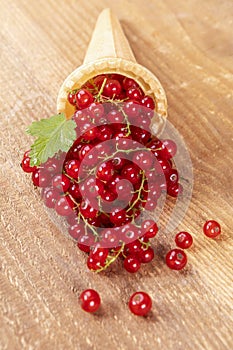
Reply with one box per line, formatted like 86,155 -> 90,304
0,0 -> 232,349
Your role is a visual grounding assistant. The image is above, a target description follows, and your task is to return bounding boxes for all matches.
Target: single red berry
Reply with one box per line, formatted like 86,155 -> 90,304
64,159 -> 80,180
55,196 -> 74,216
166,249 -> 187,270
128,291 -> 152,316
115,179 -> 133,202
166,169 -> 179,187
68,182 -> 82,200
138,247 -> 155,263
107,109 -> 125,124
132,150 -> 154,170
123,100 -> 141,118
52,174 -> 70,193
175,232 -> 193,249
124,240 -> 141,256
75,89 -> 94,109
103,79 -> 122,98
97,161 -> 115,182
80,200 -> 98,219
122,77 -> 139,90
77,234 -> 95,253
42,187 -> 60,208
121,163 -> 141,185
97,125 -> 113,141
141,220 -> 158,239
203,220 -> 221,238
101,189 -> 117,202
21,150 -> 37,173
161,139 -> 177,159
32,169 -> 51,187
42,157 -> 61,174
121,226 -> 139,245
167,183 -> 183,198
68,223 -> 85,240
141,95 -> 155,110
79,289 -> 101,313
90,246 -> 109,265
67,90 -> 77,106
89,102 -> 105,120
124,255 -> 141,273
93,75 -> 106,89
126,88 -> 143,101
110,207 -> 128,226
110,156 -> 129,171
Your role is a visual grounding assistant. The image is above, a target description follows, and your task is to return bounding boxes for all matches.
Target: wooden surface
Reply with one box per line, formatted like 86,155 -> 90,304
0,0 -> 233,349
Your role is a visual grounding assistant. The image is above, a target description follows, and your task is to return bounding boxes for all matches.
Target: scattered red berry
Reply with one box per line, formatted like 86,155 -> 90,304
124,255 -> 141,273
79,289 -> 101,313
166,249 -> 187,270
128,292 -> 152,316
203,220 -> 221,238
175,232 -> 193,249
75,89 -> 94,109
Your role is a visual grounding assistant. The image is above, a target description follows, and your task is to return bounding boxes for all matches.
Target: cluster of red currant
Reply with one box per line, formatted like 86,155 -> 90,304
79,221 -> 221,316
22,73 -> 184,273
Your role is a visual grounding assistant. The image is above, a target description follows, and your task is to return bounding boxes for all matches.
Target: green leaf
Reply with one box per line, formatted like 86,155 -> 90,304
27,113 -> 76,166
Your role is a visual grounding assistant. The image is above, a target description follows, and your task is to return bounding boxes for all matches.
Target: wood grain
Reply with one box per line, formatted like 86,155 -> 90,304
0,0 -> 233,349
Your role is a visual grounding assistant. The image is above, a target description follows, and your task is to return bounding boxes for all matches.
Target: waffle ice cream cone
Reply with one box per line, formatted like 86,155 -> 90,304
57,8 -> 167,134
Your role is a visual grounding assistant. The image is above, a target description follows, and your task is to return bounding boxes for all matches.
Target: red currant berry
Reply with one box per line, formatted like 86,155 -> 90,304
124,238 -> 141,255
68,182 -> 82,200
93,75 -> 106,89
21,150 -> 37,173
32,169 -> 51,187
128,292 -> 152,316
55,196 -> 74,216
166,169 -> 179,187
79,289 -> 101,313
167,183 -> 183,198
107,109 -> 125,123
67,90 -> 77,106
141,95 -> 155,110
123,100 -> 141,118
162,139 -> 177,159
121,163 -> 141,185
52,174 -> 70,193
42,187 -> 60,208
64,159 -> 80,179
97,125 -> 113,141
126,87 -> 143,101
138,247 -> 154,263
122,77 -> 139,90
77,234 -> 95,253
175,232 -> 193,249
68,222 -> 85,240
42,157 -> 61,174
110,207 -> 127,226
166,249 -> 187,270
75,89 -> 94,109
124,255 -> 141,273
101,189 -> 117,202
203,220 -> 221,238
101,228 -> 119,248
80,201 -> 98,219
90,246 -> 109,265
89,102 -> 104,120
132,150 -> 154,170
142,220 -> 158,239
103,79 -> 122,98
97,162 -> 115,182
121,225 -> 139,245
